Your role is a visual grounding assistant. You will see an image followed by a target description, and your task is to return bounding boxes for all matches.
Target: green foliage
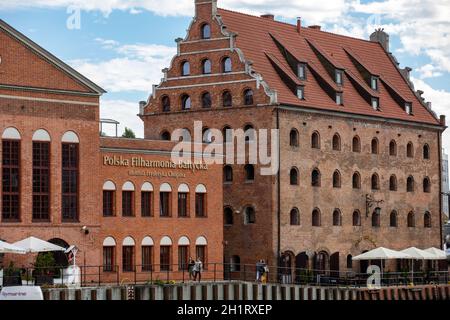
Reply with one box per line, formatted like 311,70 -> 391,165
122,127 -> 136,139
33,252 -> 56,275
4,261 -> 19,276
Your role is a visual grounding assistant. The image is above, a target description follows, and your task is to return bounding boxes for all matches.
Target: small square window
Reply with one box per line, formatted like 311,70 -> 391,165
335,70 -> 343,85
405,103 -> 412,115
297,87 -> 305,100
298,64 -> 306,80
336,93 -> 343,105
371,97 -> 379,110
371,77 -> 378,91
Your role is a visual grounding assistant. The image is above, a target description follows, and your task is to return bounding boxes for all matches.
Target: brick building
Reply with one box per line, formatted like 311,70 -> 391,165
0,19 -> 223,281
141,0 -> 446,273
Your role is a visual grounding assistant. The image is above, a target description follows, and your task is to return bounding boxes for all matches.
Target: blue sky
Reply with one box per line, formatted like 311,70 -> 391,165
1,0 -> 450,150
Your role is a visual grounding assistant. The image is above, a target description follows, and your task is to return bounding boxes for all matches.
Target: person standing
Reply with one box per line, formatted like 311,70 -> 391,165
188,257 -> 195,281
256,260 -> 263,282
193,257 -> 203,282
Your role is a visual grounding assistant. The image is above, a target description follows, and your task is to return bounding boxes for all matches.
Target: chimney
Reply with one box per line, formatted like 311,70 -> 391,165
297,17 -> 302,33
370,28 -> 390,52
139,101 -> 147,115
195,0 -> 217,17
261,14 -> 275,20
308,25 -> 321,31
440,115 -> 446,126
400,67 -> 412,80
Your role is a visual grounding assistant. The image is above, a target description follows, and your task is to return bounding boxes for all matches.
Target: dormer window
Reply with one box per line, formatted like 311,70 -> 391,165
371,76 -> 379,91
201,23 -> 211,39
335,70 -> 343,85
371,97 -> 379,110
297,63 -> 307,80
297,86 -> 305,100
405,102 -> 412,115
336,92 -> 343,105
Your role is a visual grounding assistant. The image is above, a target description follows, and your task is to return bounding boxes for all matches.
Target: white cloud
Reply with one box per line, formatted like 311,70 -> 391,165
412,77 -> 450,152
416,64 -> 443,79
69,41 -> 176,93
100,99 -> 144,138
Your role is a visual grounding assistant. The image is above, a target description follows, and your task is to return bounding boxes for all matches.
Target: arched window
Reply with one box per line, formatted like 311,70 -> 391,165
201,92 -> 212,108
202,59 -> 212,74
201,23 -> 211,39
181,61 -> 190,76
389,140 -> 397,156
195,184 -> 207,218
243,89 -> 254,105
103,237 -> 116,272
290,129 -> 299,147
223,126 -> 232,143
352,210 -> 361,226
311,131 -> 320,149
312,208 -> 321,227
224,207 -> 233,225
122,236 -> 136,272
202,128 -> 213,144
407,142 -> 414,158
177,184 -> 189,218
352,136 -> 361,152
141,236 -> 154,271
103,181 -> 116,217
160,130 -> 171,141
222,57 -> 232,73
424,212 -> 431,228
389,175 -> 397,191
290,167 -> 299,185
333,170 -> 341,188
332,209 -> 342,226
223,165 -> 233,182
290,208 -> 300,226
332,133 -> 341,151
244,206 -> 256,224
141,182 -> 153,217
423,144 -> 430,159
352,172 -> 361,189
222,91 -> 232,107
162,96 -> 170,112
230,255 -> 240,271
159,183 -> 172,217
372,208 -> 381,227
371,138 -> 379,154
390,211 -> 398,227
244,124 -> 255,142
160,236 -> 172,271
122,182 -> 135,217
181,94 -> 191,110
346,255 -> 353,269
423,177 -> 431,193
32,129 -> 51,221
371,173 -> 379,190
61,131 -> 79,222
311,168 -> 321,187
244,164 -> 255,181
407,176 -> 414,192
407,211 -> 415,227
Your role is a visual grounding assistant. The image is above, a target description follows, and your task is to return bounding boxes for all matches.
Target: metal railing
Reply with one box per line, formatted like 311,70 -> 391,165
0,263 -> 448,288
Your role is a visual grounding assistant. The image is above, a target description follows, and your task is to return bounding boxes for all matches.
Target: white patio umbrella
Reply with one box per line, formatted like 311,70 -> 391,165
0,240 -> 26,254
424,247 -> 447,260
400,247 -> 435,284
12,236 -> 66,253
353,247 -> 412,282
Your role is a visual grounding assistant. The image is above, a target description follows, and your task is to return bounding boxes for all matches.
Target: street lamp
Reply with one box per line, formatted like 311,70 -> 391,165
365,194 -> 384,217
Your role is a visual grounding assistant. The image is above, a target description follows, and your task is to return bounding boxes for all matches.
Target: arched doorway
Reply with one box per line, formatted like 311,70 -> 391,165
48,238 -> 69,267
295,252 -> 309,284
330,252 -> 340,278
359,250 -> 369,273
313,251 -> 329,275
280,251 -> 294,284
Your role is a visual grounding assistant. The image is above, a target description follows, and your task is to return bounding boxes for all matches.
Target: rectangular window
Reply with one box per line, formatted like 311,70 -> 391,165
160,192 -> 171,217
103,246 -> 115,272
142,246 -> 153,271
178,246 -> 189,270
141,191 -> 152,217
297,86 -> 304,100
297,63 -> 306,80
122,246 -> 134,272
196,245 -> 207,270
195,193 -> 206,217
371,97 -> 379,111
336,93 -> 343,105
371,77 -> 378,91
62,143 -> 78,222
405,103 -> 412,115
160,246 -> 171,271
103,190 -> 115,217
2,140 -> 20,221
178,192 -> 188,217
335,70 -> 343,85
32,142 -> 50,221
122,191 -> 134,216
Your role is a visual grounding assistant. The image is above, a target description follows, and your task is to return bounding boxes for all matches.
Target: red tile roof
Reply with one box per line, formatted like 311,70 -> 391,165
218,8 -> 441,126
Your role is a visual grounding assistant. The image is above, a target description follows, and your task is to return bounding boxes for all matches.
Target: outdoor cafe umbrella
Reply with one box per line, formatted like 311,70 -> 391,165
400,247 -> 435,283
424,247 -> 447,260
352,247 -> 412,279
12,236 -> 66,253
0,240 -> 26,254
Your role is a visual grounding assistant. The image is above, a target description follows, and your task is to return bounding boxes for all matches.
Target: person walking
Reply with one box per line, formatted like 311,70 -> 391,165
261,260 -> 269,284
193,257 -> 203,282
188,257 -> 195,281
256,260 -> 264,282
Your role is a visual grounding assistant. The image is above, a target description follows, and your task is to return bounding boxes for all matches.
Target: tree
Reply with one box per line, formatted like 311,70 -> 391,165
122,127 -> 136,139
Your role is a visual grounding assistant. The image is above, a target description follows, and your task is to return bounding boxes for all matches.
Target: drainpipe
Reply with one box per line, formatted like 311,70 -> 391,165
276,108 -> 281,272
438,131 -> 444,248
